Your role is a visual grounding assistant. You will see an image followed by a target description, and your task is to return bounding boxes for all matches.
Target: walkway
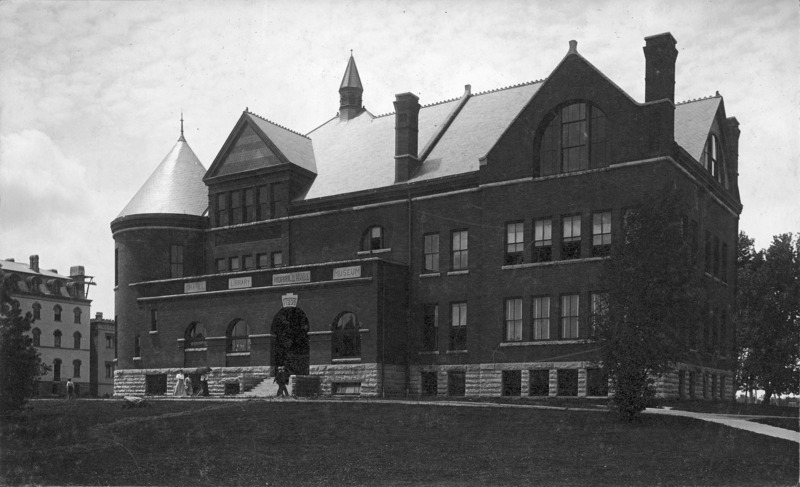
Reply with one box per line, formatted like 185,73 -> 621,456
644,407 -> 799,443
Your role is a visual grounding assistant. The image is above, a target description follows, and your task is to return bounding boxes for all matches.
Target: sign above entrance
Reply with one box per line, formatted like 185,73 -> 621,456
282,293 -> 299,308
333,265 -> 361,280
273,271 -> 311,286
184,281 -> 206,293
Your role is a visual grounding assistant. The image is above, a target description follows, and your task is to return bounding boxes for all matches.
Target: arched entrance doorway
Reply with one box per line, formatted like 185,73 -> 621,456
271,307 -> 310,375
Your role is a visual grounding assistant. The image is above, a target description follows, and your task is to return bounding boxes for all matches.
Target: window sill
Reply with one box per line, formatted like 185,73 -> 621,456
357,248 -> 392,256
419,272 -> 441,278
226,352 -> 251,357
185,347 -> 208,352
446,350 -> 468,354
501,257 -> 605,270
500,339 -> 589,346
418,350 -> 439,355
132,356 -> 142,361
149,330 -> 158,335
447,270 -> 469,276
332,358 -> 361,363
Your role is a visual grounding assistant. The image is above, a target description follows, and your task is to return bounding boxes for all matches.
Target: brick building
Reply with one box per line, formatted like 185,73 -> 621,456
1,256 -> 92,396
112,33 -> 741,400
90,312 -> 116,397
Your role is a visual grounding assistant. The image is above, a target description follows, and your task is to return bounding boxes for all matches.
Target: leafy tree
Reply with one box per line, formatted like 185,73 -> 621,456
0,269 -> 47,411
592,187 -> 708,421
735,232 -> 800,404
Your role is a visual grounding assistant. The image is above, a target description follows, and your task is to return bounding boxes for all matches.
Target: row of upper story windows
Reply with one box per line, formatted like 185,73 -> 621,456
214,251 -> 283,273
213,183 -> 287,228
27,303 -> 83,323
6,275 -> 82,299
47,358 -> 82,380
31,328 -> 82,349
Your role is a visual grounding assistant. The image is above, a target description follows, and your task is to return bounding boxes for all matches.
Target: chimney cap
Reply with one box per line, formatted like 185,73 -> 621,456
644,32 -> 677,46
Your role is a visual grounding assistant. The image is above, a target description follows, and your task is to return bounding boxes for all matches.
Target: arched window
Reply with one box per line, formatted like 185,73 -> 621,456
73,307 -> 82,324
53,359 -> 62,381
32,302 -> 41,320
538,102 -> 608,176
32,328 -> 41,347
332,312 -> 361,359
362,226 -> 385,251
185,322 -> 207,349
53,305 -> 62,322
53,330 -> 62,348
73,332 -> 81,349
227,319 -> 250,353
73,359 -> 81,378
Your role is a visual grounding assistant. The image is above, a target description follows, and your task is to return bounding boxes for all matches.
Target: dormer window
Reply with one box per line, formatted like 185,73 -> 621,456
701,134 -> 725,185
538,102 -> 608,176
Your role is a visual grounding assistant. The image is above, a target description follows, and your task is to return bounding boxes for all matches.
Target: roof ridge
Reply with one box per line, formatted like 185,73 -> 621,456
472,78 -> 546,97
246,109 -> 310,139
675,93 -> 721,106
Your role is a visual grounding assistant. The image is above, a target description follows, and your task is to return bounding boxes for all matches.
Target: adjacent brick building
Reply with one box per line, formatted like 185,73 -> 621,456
90,312 -> 116,397
112,33 -> 741,400
1,256 -> 92,396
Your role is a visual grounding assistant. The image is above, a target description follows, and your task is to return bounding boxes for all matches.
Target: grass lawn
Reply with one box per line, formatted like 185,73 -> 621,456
1,398 -> 797,486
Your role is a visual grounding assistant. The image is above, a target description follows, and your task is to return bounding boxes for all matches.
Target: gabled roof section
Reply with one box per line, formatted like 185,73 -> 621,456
205,111 -> 316,180
340,54 -> 363,90
674,95 -> 722,161
302,81 -> 542,199
116,136 -> 207,218
0,259 -> 71,279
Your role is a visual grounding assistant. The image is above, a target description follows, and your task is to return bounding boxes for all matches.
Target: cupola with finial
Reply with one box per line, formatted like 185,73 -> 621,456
339,51 -> 364,121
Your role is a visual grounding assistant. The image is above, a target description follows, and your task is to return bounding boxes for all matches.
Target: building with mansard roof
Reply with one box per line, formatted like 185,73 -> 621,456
1,256 -> 92,396
112,33 -> 741,400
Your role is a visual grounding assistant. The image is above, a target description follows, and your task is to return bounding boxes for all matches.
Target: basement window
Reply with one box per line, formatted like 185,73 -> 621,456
332,382 -> 361,395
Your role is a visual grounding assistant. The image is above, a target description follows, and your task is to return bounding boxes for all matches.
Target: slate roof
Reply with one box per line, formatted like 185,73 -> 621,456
303,81 -> 543,199
674,95 -> 721,162
247,112 -> 317,174
0,259 -> 70,279
116,136 -> 208,218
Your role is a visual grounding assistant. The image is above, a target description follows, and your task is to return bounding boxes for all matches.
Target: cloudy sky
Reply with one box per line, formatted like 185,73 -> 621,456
1,0 -> 798,317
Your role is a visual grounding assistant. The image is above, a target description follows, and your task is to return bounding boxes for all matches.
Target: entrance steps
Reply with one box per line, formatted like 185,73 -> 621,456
241,377 -> 293,397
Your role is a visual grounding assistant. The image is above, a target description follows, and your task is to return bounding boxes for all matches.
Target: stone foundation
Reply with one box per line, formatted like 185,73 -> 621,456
114,366 -> 273,397
309,363 -> 405,396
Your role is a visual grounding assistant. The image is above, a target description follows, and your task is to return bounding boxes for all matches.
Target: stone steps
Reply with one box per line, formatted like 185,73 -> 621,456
241,377 -> 293,397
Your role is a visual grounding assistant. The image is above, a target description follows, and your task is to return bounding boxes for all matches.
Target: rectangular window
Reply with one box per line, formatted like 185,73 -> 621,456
271,251 -> 283,268
529,370 -> 550,396
332,382 -> 361,395
721,242 -> 728,283
229,256 -> 241,272
560,294 -> 580,339
449,302 -> 467,350
505,222 -> 524,265
532,296 -> 550,340
422,304 -> 438,351
217,192 -> 229,227
505,298 -> 523,341
557,369 -> 578,396
215,258 -> 227,273
105,362 -> 114,379
114,248 -> 119,286
502,370 -> 522,396
533,218 -> 552,262
713,235 -> 720,277
271,182 -> 286,218
562,214 -> 582,259
423,233 -> 440,273
421,372 -> 438,396
243,255 -> 255,270
170,244 -> 184,278
258,186 -> 270,220
451,230 -> 468,270
592,211 -> 611,256
561,103 -> 588,173
243,188 -> 256,222
105,334 -> 113,349
447,371 -> 466,396
134,335 -> 141,357
586,368 -> 609,396
590,292 -> 609,335
230,190 -> 243,225
257,253 -> 269,269
150,309 -> 157,332
73,361 -> 81,378
704,230 -> 712,274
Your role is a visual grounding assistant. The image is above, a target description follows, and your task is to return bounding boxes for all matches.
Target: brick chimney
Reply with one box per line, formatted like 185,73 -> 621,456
394,92 -> 421,183
643,33 -> 678,103
96,312 -> 103,320
70,266 -> 86,299
29,255 -> 39,272
725,117 -> 740,188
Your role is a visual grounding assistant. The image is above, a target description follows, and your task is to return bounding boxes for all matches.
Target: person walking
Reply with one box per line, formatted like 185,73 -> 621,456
184,374 -> 193,396
173,370 -> 185,396
274,366 -> 290,397
200,372 -> 209,396
66,378 -> 75,400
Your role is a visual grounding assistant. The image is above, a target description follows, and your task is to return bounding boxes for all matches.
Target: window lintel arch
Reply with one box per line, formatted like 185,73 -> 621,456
331,311 -> 361,359
227,318 -> 250,353
185,321 -> 207,349
535,100 -> 609,177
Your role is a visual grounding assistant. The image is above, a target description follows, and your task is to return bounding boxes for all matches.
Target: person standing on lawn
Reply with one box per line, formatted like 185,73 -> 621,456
274,366 -> 290,397
200,372 -> 209,396
66,378 -> 75,400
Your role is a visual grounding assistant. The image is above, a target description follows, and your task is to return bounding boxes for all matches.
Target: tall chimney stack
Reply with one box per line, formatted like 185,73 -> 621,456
29,255 -> 39,272
70,266 -> 86,299
394,92 -> 421,183
643,33 -> 678,103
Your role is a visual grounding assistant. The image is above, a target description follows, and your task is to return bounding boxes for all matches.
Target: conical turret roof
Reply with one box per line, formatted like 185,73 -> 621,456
116,135 -> 208,219
339,54 -> 363,91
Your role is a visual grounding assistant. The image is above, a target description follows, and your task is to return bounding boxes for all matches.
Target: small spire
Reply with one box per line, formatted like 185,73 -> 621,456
179,112 -> 186,141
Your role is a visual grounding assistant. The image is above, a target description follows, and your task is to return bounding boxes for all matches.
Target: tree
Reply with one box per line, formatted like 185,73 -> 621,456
592,187 -> 708,421
0,269 -> 48,411
735,232 -> 800,404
